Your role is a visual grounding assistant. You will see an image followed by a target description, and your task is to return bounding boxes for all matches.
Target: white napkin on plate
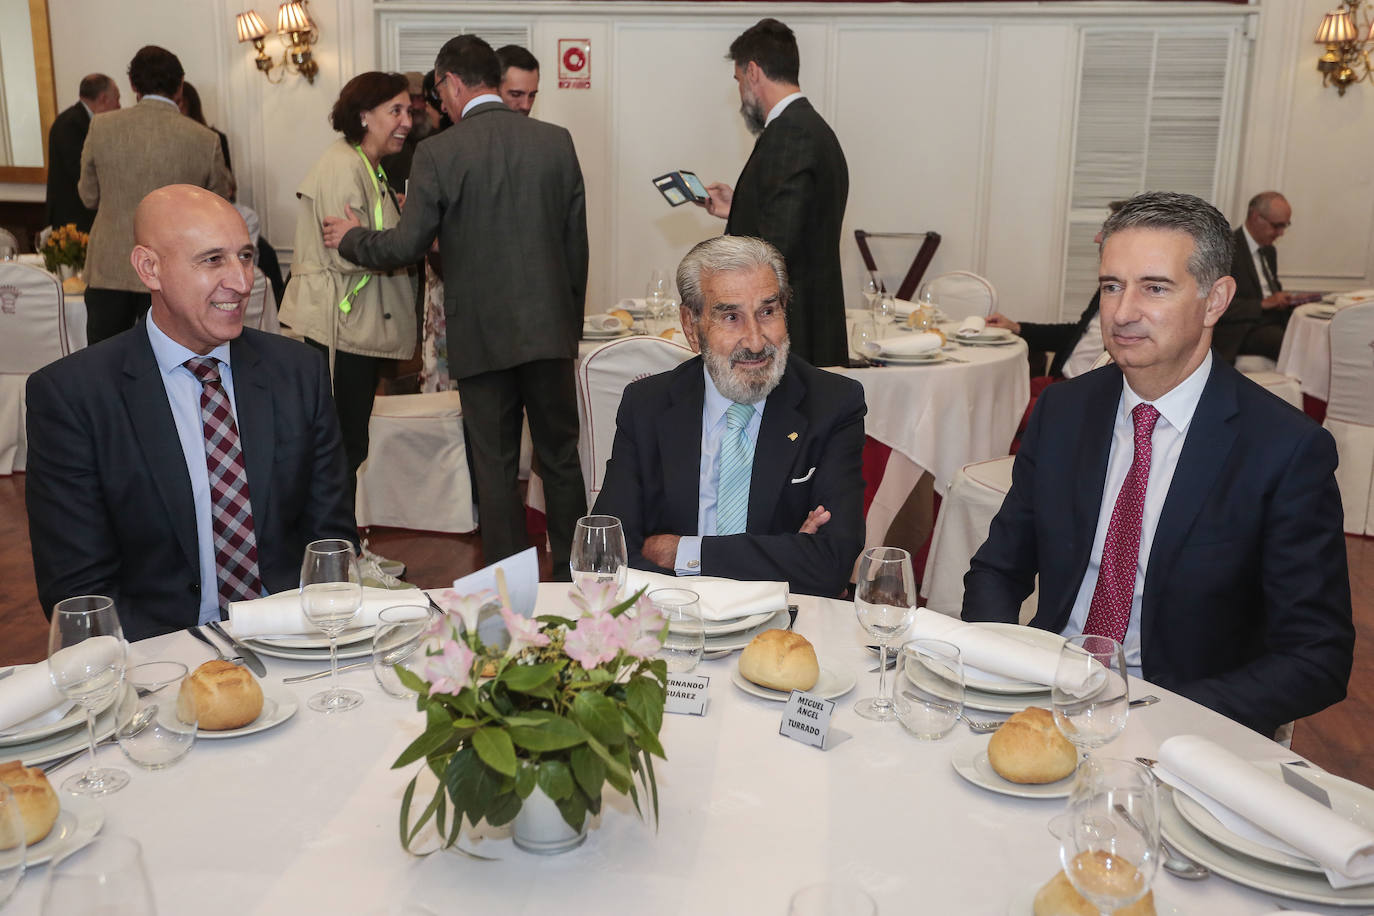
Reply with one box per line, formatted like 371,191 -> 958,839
0,662 -> 67,731
228,586 -> 425,638
615,298 -> 648,313
584,314 -> 625,332
956,315 -> 987,337
624,570 -> 787,622
1158,735 -> 1374,887
907,609 -> 1062,687
891,297 -> 918,317
878,333 -> 942,356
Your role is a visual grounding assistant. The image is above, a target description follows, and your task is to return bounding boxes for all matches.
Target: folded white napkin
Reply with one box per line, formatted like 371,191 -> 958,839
878,333 -> 943,356
585,314 -> 626,332
892,297 -> 919,317
1334,289 -> 1374,309
0,662 -> 68,731
228,586 -> 425,638
1158,735 -> 1374,887
624,570 -> 787,622
908,609 -> 1063,686
615,298 -> 648,314
956,315 -> 987,337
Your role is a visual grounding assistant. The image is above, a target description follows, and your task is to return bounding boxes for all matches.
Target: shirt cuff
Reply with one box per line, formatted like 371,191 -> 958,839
674,536 -> 703,576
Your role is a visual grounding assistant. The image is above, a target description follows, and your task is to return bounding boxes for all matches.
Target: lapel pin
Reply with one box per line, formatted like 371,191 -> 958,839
787,432 -> 798,441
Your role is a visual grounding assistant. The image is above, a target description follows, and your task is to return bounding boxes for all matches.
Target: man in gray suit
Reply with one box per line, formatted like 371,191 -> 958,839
324,35 -> 588,575
79,45 -> 233,345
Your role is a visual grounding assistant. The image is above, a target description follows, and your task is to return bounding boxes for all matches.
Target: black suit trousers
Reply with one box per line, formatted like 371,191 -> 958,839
84,287 -> 150,346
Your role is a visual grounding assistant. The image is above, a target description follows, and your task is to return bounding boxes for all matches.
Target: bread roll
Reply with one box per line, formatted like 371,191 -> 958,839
738,629 -> 819,692
609,308 -> 634,328
0,760 -> 60,848
178,660 -> 263,731
987,706 -> 1077,784
1032,856 -> 1155,916
659,328 -> 678,340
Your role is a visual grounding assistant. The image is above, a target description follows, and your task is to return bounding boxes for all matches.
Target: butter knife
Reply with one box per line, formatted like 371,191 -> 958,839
207,620 -> 268,677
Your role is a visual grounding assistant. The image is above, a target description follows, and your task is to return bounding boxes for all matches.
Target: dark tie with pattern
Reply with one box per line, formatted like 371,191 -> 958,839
1083,403 -> 1161,643
1258,245 -> 1282,293
184,357 -> 264,614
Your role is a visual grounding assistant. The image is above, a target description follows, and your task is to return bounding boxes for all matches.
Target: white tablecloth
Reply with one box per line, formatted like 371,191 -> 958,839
5,583 -> 1346,915
1277,304 -> 1332,401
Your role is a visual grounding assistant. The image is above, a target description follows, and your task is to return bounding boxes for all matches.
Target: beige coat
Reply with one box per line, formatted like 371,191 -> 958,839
78,98 -> 233,292
279,139 -> 415,361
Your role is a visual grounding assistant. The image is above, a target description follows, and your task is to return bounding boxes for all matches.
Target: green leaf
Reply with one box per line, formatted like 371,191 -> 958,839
446,746 -> 505,825
398,775 -> 418,852
625,675 -> 665,737
395,665 -> 429,696
555,786 -> 588,832
472,727 -> 518,777
572,691 -> 624,746
537,759 -> 575,801
508,716 -> 586,752
569,744 -> 606,799
393,715 -> 459,769
583,734 -> 632,792
514,762 -> 536,799
486,790 -> 522,827
623,706 -> 665,759
643,749 -> 660,828
499,662 -> 557,692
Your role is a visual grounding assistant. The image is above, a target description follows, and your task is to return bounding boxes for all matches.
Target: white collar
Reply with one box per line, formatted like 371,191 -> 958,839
146,311 -> 233,375
1121,350 -> 1212,436
1242,224 -> 1264,256
140,94 -> 177,108
764,92 -> 804,128
701,364 -> 767,428
461,93 -> 504,118
80,100 -> 95,118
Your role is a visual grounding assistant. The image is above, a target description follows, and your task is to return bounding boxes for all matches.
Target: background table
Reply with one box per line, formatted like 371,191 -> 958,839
1277,303 -> 1333,408
6,583 -> 1352,915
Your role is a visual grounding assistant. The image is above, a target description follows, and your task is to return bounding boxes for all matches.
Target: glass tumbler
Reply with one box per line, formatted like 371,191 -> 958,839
116,661 -> 196,769
373,604 -> 438,699
652,589 -> 704,674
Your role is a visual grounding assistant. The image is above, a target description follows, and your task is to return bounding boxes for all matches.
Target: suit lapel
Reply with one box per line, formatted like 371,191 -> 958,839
657,362 -> 705,534
229,333 -> 275,528
749,365 -> 806,532
1234,228 -> 1263,296
1068,368 -> 1123,608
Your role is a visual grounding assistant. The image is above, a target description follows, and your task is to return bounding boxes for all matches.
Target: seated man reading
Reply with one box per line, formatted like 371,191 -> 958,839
593,235 -> 866,597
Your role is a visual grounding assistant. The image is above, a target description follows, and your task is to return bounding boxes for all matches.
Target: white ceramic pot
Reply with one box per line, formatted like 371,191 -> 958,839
511,785 -> 588,855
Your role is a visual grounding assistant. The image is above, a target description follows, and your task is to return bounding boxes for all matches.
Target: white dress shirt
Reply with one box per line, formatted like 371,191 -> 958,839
1242,225 -> 1275,298
1061,352 -> 1214,676
1061,320 -> 1104,380
461,93 -> 504,118
764,92 -> 804,128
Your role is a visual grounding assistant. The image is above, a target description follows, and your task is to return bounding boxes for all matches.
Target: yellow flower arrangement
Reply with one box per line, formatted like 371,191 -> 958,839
41,224 -> 89,274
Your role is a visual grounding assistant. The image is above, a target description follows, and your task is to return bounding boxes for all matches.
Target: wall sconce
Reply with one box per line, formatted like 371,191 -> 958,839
236,1 -> 319,84
1315,1 -> 1374,95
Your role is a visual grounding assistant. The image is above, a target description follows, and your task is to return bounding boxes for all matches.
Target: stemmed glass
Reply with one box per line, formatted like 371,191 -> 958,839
0,783 -> 24,906
1052,634 -> 1129,757
1052,757 -> 1160,916
849,314 -> 879,365
47,595 -> 128,796
859,276 -> 880,310
570,515 -> 628,596
853,546 -> 917,721
873,292 -> 897,325
40,834 -> 156,915
301,538 -> 364,713
646,269 -> 671,332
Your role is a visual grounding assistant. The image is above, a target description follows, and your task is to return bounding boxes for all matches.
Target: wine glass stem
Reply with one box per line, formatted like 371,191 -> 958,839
83,706 -> 98,774
877,643 -> 889,705
328,634 -> 340,689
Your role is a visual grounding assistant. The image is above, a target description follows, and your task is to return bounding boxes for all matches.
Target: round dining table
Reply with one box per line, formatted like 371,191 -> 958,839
1276,303 -> 1334,402
5,583 -> 1356,915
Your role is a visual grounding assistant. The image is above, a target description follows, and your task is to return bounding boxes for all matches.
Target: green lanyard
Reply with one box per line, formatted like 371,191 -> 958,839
337,145 -> 389,314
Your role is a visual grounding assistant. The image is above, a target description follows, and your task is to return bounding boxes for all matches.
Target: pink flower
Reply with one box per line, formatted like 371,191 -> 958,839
618,596 -> 666,659
500,604 -> 550,653
423,637 -> 475,695
564,614 -> 625,669
569,580 -> 620,617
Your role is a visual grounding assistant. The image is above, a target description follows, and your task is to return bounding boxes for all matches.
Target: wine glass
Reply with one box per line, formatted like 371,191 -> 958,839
1053,757 -> 1160,916
859,276 -> 880,310
645,269 -> 671,329
651,588 -> 704,673
40,834 -> 156,915
1052,634 -> 1129,757
301,538 -> 364,713
116,661 -> 196,770
849,314 -> 879,364
47,595 -> 128,796
853,546 -> 916,721
788,881 -> 877,916
372,604 -> 438,699
873,292 -> 896,325
570,515 -> 628,596
893,638 -> 963,740
0,783 -> 24,907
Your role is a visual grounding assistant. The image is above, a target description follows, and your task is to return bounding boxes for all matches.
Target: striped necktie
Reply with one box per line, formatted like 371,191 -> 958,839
715,402 -> 756,536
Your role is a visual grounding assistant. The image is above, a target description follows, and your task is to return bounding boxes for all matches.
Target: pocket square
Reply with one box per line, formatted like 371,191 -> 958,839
790,467 -> 816,484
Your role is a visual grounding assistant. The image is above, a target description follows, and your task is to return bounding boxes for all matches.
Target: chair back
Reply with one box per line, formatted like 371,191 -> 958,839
577,334 -> 695,503
925,270 -> 997,322
1327,301 -> 1374,426
0,263 -> 68,372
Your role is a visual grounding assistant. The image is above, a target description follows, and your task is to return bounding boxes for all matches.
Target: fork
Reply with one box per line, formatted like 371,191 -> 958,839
959,712 -> 1006,734
188,626 -> 232,662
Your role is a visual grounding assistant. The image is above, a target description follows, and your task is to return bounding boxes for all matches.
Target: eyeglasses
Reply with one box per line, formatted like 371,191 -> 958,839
1259,213 -> 1292,231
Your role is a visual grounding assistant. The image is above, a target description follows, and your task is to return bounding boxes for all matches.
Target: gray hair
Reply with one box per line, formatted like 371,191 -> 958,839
676,236 -> 790,321
1247,191 -> 1285,217
1100,191 -> 1233,292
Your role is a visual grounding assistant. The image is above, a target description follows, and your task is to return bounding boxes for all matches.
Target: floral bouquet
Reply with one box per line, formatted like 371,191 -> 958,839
40,224 -> 89,275
393,581 -> 668,852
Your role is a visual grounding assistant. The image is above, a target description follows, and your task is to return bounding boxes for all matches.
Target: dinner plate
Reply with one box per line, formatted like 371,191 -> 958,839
1172,763 -> 1374,875
729,664 -> 856,702
876,351 -> 947,366
702,609 -> 790,653
0,666 -> 122,747
687,609 -> 778,638
25,796 -> 104,867
951,736 -> 1074,799
1306,305 -> 1337,320
962,684 -> 1052,715
195,685 -> 298,739
251,626 -> 375,651
582,329 -> 631,340
1161,791 -> 1374,907
961,623 -> 1064,695
1006,883 -> 1178,915
242,637 -> 373,662
12,683 -> 135,768
954,336 -> 1018,347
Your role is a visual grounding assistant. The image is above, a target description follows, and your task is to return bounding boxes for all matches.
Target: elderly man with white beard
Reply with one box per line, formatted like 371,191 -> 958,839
592,236 -> 867,598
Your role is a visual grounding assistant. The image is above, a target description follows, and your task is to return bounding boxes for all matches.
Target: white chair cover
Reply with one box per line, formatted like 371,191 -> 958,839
577,335 -> 695,505
1322,301 -> 1374,535
355,391 -> 476,533
1239,370 -> 1302,409
1234,355 -> 1278,373
0,263 -> 68,473
926,270 -> 997,322
921,455 -> 1039,623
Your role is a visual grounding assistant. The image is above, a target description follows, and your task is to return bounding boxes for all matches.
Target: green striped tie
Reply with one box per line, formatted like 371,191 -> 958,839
716,402 -> 756,536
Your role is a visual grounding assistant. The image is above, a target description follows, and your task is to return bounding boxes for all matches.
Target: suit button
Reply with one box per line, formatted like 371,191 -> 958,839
383,312 -> 392,319
189,582 -> 199,593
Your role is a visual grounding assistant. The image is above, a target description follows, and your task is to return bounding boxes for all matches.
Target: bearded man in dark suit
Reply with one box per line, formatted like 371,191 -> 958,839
44,73 -> 120,233
701,18 -> 849,368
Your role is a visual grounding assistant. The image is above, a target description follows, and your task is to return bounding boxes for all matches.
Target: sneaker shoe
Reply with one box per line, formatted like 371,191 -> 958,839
361,541 -> 407,588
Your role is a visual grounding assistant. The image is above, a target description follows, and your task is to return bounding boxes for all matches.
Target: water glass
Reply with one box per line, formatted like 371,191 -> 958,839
894,639 -> 963,740
1052,634 -> 1129,755
1053,757 -> 1160,916
0,245 -> 15,263
849,315 -> 878,363
40,834 -> 156,916
651,589 -> 704,674
853,546 -> 916,721
301,538 -> 364,714
788,881 -> 878,916
116,662 -> 196,770
47,595 -> 128,796
0,783 -> 24,907
570,515 -> 628,596
373,604 -> 437,698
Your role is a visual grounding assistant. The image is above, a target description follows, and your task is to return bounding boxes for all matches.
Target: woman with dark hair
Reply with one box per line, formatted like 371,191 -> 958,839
278,72 -> 416,571
179,81 -> 232,173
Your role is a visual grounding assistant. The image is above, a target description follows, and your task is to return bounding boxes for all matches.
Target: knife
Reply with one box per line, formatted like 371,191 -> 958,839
207,620 -> 268,677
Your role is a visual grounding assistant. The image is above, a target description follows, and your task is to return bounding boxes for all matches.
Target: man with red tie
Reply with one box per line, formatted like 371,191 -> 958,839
961,191 -> 1353,738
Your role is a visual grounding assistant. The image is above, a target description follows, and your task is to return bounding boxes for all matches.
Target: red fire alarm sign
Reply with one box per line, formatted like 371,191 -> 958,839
558,39 -> 591,89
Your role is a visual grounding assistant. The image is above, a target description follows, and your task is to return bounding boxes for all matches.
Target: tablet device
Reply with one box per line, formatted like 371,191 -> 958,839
653,170 -> 709,207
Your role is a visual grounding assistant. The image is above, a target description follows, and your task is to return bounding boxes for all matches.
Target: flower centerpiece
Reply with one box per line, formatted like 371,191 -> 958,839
40,224 -> 89,276
393,581 -> 668,854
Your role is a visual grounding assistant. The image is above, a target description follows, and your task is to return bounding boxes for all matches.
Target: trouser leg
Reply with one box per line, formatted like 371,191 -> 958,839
305,339 -> 380,504
85,288 -> 149,345
516,358 -> 586,577
456,367 -> 528,564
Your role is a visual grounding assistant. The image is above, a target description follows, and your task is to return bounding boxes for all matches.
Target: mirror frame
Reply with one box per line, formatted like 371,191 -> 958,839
0,0 -> 57,183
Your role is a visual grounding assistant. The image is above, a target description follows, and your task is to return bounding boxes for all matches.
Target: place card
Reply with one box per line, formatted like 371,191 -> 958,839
779,690 -> 835,749
665,674 -> 709,716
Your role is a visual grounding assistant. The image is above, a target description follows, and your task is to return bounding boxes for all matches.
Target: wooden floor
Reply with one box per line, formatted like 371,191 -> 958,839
1,474 -> 1368,782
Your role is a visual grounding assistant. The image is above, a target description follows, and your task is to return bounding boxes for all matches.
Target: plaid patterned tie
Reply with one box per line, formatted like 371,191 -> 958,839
1083,403 -> 1161,643
715,402 -> 756,536
184,357 -> 264,613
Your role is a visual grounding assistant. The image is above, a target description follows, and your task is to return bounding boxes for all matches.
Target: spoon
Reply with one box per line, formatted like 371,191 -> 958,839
1130,758 -> 1212,880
